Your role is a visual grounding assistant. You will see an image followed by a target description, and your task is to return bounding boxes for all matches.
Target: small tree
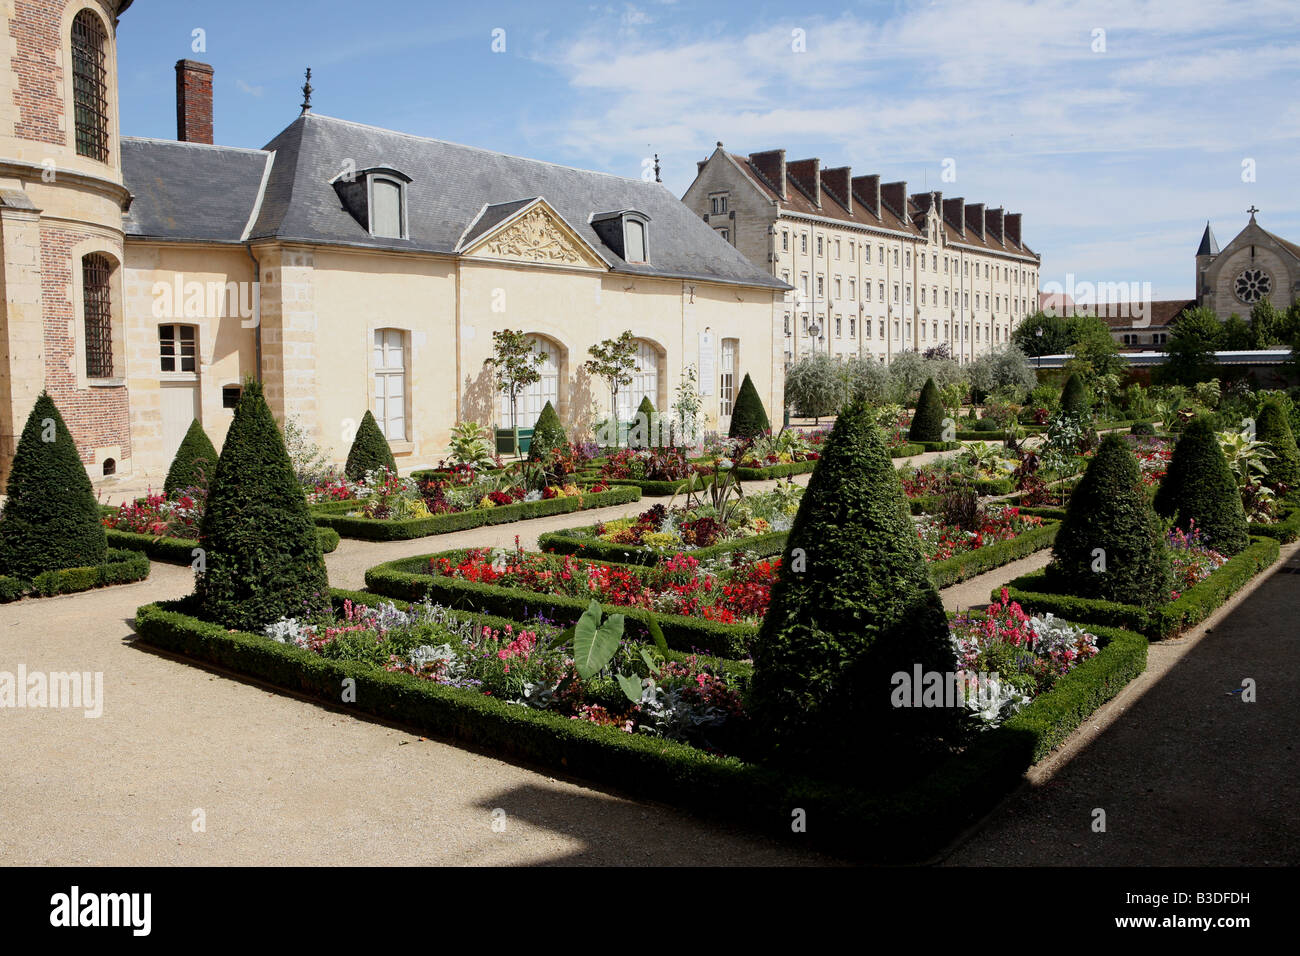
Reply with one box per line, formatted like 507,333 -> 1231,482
749,399 -> 958,773
344,410 -> 396,480
783,352 -> 845,423
196,380 -> 329,631
1220,313 -> 1252,351
671,364 -> 703,448
844,355 -> 891,405
0,392 -> 106,579
1255,398 -> 1299,490
908,377 -> 946,443
1154,415 -> 1249,555
584,331 -> 639,440
484,329 -> 548,430
1164,307 -> 1222,385
1065,313 -> 1126,380
728,373 -> 770,439
1046,433 -> 1172,607
1012,311 -> 1072,356
163,419 -> 219,498
527,401 -> 567,462
1248,299 -> 1283,349
1059,372 -> 1090,419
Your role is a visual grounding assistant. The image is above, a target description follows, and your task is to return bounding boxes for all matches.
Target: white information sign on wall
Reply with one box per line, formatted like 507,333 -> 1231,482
698,330 -> 715,396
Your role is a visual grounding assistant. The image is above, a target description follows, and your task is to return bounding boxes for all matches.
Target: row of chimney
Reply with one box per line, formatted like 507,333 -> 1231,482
740,148 -> 1022,248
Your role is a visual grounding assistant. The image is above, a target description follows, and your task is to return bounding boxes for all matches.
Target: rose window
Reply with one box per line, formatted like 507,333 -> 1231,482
1234,269 -> 1271,304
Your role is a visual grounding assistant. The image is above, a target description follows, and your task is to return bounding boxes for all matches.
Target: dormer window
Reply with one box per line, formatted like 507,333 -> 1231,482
332,166 -> 411,240
591,210 -> 651,264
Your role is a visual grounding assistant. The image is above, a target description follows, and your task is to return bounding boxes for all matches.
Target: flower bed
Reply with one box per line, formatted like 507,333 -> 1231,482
537,486 -> 803,565
0,547 -> 150,603
997,535 -> 1281,639
131,589 -> 1146,861
916,505 -> 1044,562
1249,499 -> 1300,543
312,485 -> 640,541
921,510 -> 1060,589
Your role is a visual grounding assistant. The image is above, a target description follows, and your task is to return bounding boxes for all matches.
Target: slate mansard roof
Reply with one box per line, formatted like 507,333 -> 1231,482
121,113 -> 786,291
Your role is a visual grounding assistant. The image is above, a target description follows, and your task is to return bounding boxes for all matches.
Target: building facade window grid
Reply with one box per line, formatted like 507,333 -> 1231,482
82,253 -> 113,377
71,11 -> 110,162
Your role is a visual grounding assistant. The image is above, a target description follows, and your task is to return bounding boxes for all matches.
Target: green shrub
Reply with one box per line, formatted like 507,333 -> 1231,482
527,401 -> 567,462
1256,398 -> 1299,490
0,548 -> 149,603
728,373 -> 771,439
0,392 -> 107,580
1153,415 -> 1249,555
908,377 -> 946,443
163,419 -> 219,498
196,379 -> 329,630
1060,373 -> 1090,419
1130,421 -> 1156,436
1045,433 -> 1172,607
749,399 -> 959,775
344,410 -> 396,480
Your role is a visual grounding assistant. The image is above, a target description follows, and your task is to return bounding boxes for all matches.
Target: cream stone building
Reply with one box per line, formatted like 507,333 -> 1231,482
0,1 -> 787,489
683,145 -> 1040,366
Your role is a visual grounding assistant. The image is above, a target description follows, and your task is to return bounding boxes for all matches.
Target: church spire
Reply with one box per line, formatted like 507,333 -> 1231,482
1196,220 -> 1219,257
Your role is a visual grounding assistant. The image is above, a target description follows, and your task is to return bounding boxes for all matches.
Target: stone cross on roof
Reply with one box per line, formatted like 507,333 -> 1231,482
1248,205 -> 1259,221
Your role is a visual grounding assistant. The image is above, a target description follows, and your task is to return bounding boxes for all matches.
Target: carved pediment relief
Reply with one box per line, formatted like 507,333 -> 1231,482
467,203 -> 605,269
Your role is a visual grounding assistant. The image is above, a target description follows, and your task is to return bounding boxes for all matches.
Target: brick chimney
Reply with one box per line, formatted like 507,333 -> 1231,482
748,149 -> 787,200
880,181 -> 908,218
787,158 -> 822,207
175,59 -> 214,144
820,166 -> 852,214
852,174 -> 881,219
986,207 -> 1005,245
943,197 -> 965,237
1005,212 -> 1022,247
965,202 -> 985,239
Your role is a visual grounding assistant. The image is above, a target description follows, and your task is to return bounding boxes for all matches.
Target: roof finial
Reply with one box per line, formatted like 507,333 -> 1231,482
300,67 -> 313,114
1247,204 -> 1259,222
653,153 -> 661,183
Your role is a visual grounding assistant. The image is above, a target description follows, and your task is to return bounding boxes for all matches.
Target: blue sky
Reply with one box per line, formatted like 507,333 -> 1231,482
117,0 -> 1300,301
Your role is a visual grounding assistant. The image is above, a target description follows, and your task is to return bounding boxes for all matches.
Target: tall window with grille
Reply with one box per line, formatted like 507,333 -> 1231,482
718,338 -> 737,416
71,11 -> 110,162
373,329 -> 406,440
82,254 -> 114,377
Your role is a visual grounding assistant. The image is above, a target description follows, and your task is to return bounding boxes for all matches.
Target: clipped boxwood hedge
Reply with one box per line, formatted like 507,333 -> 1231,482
538,525 -> 788,566
311,485 -> 641,540
912,441 -> 962,453
364,551 -> 757,658
1249,501 -> 1300,543
104,525 -> 340,563
928,521 -> 1059,589
888,443 -> 924,458
130,595 -> 1146,862
732,459 -> 818,480
588,474 -> 716,496
998,536 -> 1281,639
954,426 -> 1045,441
0,547 -> 150,603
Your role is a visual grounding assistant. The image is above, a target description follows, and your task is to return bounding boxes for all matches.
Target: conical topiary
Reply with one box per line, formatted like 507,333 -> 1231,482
1255,398 -> 1299,490
344,410 -> 396,480
163,418 -> 218,498
1060,373 -> 1090,419
1045,433 -> 1172,606
728,373 -> 771,439
196,380 -> 329,631
633,395 -> 659,447
527,400 -> 567,462
908,377 -> 946,443
0,392 -> 107,579
749,399 -> 960,774
1153,415 -> 1249,554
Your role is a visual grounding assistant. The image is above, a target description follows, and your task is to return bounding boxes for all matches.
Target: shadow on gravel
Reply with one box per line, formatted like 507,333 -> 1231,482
944,554 -> 1300,867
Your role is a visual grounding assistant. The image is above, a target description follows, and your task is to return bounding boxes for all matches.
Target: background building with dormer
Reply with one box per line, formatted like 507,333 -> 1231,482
0,1 -> 786,489
683,144 -> 1040,366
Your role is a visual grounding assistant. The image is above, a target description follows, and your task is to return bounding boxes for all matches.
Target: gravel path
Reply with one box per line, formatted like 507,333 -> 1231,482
942,540 -> 1300,866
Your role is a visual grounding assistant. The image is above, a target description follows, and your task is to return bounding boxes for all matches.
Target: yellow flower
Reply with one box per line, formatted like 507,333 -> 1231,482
478,495 -> 494,509
778,452 -> 793,463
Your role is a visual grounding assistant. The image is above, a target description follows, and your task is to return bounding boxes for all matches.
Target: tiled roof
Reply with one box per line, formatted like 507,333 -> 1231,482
1088,299 -> 1196,330
122,114 -> 786,290
726,151 -> 1038,261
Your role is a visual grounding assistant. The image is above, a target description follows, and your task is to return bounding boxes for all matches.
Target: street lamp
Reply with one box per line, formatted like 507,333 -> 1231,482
1035,325 -> 1044,370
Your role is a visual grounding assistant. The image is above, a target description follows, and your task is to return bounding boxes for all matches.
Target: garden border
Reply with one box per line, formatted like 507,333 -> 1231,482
130,595 -> 1146,862
997,536 -> 1282,639
0,547 -> 151,603
309,486 -> 642,540
104,525 -> 340,563
537,525 -> 789,566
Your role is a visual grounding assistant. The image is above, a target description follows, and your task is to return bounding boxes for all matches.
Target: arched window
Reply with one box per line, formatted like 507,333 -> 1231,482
82,253 -> 114,377
501,335 -> 559,429
616,340 -> 660,421
71,10 -> 109,161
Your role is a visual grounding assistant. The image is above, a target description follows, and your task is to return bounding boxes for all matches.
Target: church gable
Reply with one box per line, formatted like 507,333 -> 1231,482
1202,213 -> 1300,314
458,198 -> 608,270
